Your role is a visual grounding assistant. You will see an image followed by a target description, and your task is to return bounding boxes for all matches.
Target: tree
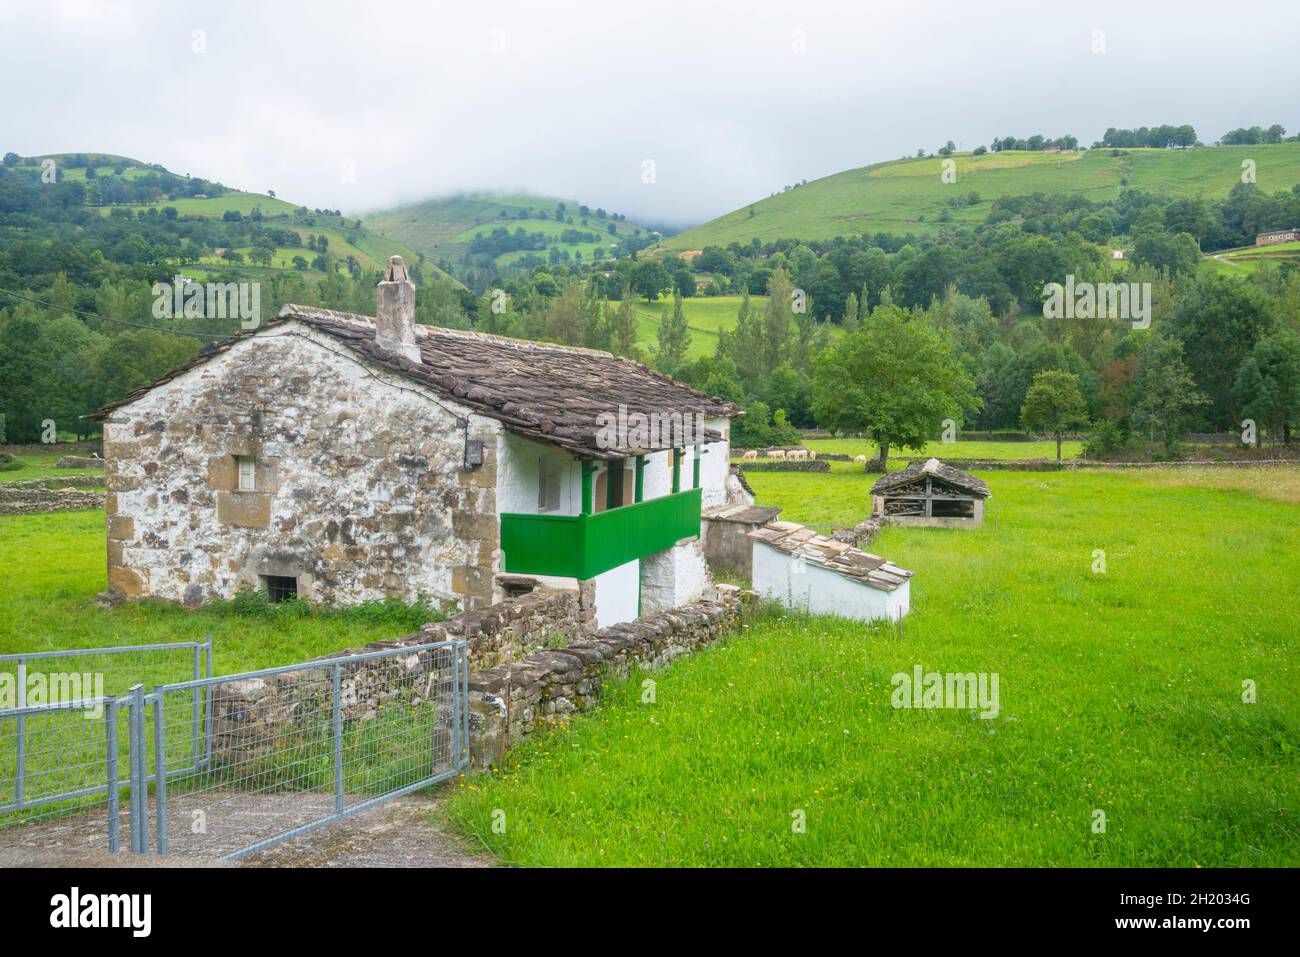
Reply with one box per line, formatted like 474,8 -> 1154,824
1020,370 -> 1088,462
1130,337 -> 1206,451
811,307 -> 978,469
607,285 -> 639,358
762,267 -> 794,375
1233,330 -> 1300,446
655,289 -> 690,377
631,260 -> 671,301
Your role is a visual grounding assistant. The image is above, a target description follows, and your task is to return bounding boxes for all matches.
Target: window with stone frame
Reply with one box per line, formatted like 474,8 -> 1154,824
236,455 -> 257,492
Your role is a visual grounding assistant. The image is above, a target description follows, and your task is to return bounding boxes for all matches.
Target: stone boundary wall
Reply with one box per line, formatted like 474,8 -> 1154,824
0,485 -> 106,515
56,455 -> 105,469
738,460 -> 830,473
207,584 -> 749,771
467,584 -> 750,768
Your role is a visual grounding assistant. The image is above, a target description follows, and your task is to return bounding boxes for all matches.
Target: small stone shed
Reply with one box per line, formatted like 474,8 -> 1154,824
870,458 -> 990,528
748,520 -> 913,622
701,503 -> 782,578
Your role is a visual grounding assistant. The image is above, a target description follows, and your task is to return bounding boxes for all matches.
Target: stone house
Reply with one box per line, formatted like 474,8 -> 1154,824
90,257 -> 740,629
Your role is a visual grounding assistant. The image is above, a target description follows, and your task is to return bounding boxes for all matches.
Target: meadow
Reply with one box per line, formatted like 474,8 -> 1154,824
447,465 -> 1300,866
661,144 -> 1300,249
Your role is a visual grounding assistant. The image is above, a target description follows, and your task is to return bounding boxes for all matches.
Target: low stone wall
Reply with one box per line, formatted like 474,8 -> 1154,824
0,485 -> 106,515
207,583 -> 751,771
55,455 -> 105,469
467,584 -> 751,768
739,460 -> 830,472
418,585 -> 593,670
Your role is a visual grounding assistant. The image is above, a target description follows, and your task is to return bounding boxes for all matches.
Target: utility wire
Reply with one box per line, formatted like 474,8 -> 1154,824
0,287 -> 226,341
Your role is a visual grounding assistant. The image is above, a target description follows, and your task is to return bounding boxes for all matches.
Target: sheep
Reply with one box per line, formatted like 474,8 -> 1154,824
769,449 -> 786,461
853,454 -> 868,464
741,449 -> 758,461
807,450 -> 817,460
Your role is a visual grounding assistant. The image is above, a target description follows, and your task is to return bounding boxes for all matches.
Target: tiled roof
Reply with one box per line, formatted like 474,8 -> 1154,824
91,305 -> 740,459
746,520 -> 914,592
869,457 -> 991,498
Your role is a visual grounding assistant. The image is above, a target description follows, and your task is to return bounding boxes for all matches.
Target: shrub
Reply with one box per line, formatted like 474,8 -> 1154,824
0,452 -> 23,472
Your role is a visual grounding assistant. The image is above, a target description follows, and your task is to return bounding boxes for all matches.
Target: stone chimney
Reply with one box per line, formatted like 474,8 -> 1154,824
375,255 -> 420,363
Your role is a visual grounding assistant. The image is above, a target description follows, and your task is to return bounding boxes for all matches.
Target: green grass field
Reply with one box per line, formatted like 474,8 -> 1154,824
0,449 -> 102,484
447,466 -> 1300,865
662,144 -> 1300,249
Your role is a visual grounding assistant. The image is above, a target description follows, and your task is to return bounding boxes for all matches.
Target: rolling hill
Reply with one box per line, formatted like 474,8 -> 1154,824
364,192 -> 656,281
660,143 -> 1300,251
10,153 -> 460,288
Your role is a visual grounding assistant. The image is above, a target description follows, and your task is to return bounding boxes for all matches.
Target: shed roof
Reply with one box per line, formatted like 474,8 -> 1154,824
746,520 -> 914,592
90,305 -> 740,459
869,458 -> 991,498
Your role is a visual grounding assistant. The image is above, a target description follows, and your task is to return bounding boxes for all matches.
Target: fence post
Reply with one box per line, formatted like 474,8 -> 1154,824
190,643 -> 201,774
128,684 -> 145,854
14,659 -> 25,808
332,663 -> 343,814
203,637 -> 213,770
153,695 -> 168,855
105,697 -> 120,853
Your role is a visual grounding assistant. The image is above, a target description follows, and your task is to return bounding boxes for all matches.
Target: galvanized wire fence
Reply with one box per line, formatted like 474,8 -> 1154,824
150,641 -> 467,859
0,637 -> 468,861
0,640 -> 209,853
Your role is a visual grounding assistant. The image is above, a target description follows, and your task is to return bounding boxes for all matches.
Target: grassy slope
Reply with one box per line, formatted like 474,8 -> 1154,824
13,155 -> 459,287
662,144 -> 1300,250
448,466 -> 1300,865
364,193 -> 647,271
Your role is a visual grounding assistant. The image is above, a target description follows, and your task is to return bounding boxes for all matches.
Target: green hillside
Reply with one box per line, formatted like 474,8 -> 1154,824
662,144 -> 1300,250
365,192 -> 655,280
14,153 -> 459,288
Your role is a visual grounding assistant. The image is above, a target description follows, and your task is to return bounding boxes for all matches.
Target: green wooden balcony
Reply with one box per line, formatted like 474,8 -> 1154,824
500,487 -> 702,580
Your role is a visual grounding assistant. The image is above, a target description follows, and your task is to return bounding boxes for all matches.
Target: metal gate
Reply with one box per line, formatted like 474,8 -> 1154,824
0,638 -> 468,861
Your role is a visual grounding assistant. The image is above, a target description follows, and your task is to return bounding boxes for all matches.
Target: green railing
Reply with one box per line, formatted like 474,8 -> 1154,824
500,487 -> 702,580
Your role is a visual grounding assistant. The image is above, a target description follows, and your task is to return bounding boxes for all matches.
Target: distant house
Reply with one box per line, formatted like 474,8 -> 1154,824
1110,249 -> 1125,260
870,458 -> 990,528
1256,228 -> 1300,246
212,247 -> 227,255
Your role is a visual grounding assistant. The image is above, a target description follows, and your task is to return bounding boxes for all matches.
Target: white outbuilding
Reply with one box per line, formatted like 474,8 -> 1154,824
748,520 -> 912,622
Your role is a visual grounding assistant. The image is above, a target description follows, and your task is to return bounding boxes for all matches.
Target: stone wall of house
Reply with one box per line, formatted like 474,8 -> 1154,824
205,584 -> 750,771
101,324 -> 502,610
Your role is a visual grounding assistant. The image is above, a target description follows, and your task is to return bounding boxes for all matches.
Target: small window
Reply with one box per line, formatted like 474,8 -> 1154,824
262,575 -> 297,603
236,455 -> 256,492
538,458 -> 562,513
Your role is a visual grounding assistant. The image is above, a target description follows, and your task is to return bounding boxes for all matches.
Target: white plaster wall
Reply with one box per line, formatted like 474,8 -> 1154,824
752,542 -> 909,622
497,432 -> 581,515
640,539 -> 711,614
594,559 -> 640,628
699,417 -> 731,509
641,449 -> 673,500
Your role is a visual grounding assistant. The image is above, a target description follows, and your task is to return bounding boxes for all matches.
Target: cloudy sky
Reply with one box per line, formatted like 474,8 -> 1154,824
3,0 -> 1296,228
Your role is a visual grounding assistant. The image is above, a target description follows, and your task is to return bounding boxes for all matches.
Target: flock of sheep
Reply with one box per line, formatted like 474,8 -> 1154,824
739,448 -> 870,464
